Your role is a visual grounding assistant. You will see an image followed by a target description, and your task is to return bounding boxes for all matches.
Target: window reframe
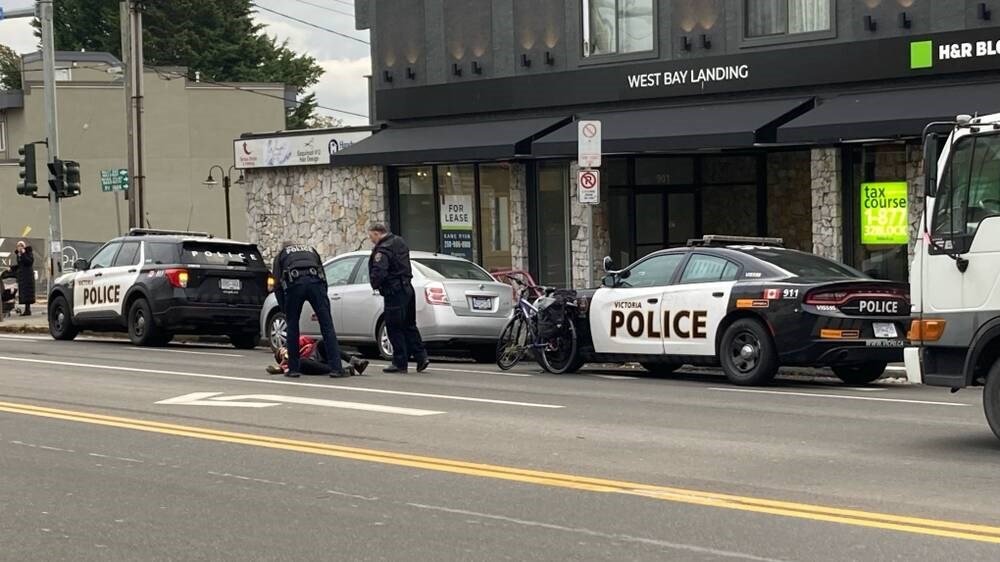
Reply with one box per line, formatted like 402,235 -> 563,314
740,0 -> 837,48
581,0 -> 659,64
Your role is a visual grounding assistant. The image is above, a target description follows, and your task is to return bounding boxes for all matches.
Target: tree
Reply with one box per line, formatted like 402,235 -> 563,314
305,113 -> 344,129
45,0 -> 323,129
0,44 -> 22,91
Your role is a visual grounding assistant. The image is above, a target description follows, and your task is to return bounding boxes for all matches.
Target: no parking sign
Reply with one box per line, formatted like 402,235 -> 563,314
578,169 -> 600,204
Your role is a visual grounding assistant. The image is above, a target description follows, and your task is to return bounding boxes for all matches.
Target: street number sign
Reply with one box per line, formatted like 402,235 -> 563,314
578,120 -> 602,168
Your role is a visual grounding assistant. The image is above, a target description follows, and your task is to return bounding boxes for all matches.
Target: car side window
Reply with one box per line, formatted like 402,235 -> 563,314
354,257 -> 370,285
681,254 -> 740,284
112,242 -> 141,268
324,258 -> 360,287
89,243 -> 122,269
619,254 -> 684,288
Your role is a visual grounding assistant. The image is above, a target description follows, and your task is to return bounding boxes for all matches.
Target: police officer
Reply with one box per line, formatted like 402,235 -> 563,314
368,225 -> 429,374
272,241 -> 350,378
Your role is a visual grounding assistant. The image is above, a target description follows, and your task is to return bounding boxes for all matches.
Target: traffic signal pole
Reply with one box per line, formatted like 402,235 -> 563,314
40,0 -> 64,288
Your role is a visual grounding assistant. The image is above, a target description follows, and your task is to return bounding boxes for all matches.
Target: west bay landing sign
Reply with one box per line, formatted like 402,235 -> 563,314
377,26 -> 1000,120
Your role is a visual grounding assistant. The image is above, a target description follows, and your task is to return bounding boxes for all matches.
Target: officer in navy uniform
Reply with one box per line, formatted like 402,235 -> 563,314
272,241 -> 349,378
368,225 -> 429,374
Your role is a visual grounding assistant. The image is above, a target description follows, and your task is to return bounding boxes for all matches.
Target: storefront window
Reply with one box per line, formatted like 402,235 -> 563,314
438,165 -> 478,263
397,167 -> 436,252
635,157 -> 694,185
479,164 -> 512,272
537,162 -> 570,286
584,0 -> 654,57
847,145 -> 910,282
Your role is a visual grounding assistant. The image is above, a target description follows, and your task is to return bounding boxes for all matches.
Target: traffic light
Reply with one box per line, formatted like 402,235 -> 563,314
16,144 -> 37,196
47,158 -> 65,195
62,160 -> 81,197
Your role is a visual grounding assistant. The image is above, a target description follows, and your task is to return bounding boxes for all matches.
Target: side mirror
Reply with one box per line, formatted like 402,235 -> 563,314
601,274 -> 616,288
924,133 -> 939,198
602,256 -> 615,272
73,258 -> 90,271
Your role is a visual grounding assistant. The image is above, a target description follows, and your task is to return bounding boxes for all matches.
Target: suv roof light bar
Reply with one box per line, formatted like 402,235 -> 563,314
127,228 -> 213,238
687,235 -> 785,248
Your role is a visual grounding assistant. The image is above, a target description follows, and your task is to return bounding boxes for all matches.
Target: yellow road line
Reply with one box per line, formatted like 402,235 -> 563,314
2,399 -> 1000,544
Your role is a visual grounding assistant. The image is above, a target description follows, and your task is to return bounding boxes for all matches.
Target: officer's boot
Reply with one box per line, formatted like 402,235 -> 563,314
350,356 -> 369,375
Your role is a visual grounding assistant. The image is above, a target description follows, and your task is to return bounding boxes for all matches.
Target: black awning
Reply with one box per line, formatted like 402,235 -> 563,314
330,117 -> 570,166
532,98 -> 813,156
777,82 -> 1000,143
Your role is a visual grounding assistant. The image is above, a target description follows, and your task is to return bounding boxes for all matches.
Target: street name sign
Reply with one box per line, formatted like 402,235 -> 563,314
100,168 -> 130,192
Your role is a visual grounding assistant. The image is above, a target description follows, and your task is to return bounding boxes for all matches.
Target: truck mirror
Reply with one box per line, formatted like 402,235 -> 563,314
602,256 -> 615,272
924,133 -> 939,198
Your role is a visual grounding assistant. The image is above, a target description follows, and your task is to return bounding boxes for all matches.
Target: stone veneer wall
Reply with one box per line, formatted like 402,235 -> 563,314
509,163 -> 530,272
766,151 -> 812,252
810,147 -> 843,261
568,161 -> 610,288
245,165 -> 387,261
905,144 -> 926,261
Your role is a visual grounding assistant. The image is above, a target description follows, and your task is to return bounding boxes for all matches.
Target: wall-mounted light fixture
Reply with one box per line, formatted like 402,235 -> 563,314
980,2 -> 992,20
472,61 -> 483,74
521,53 -> 532,67
701,34 -> 712,49
545,51 -> 555,65
681,36 -> 692,51
899,11 -> 912,29
406,67 -> 416,80
864,15 -> 878,32
452,63 -> 463,76
383,70 -> 393,82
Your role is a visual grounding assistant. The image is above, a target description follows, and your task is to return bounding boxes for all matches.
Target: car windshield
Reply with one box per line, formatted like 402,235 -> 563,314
743,249 -> 865,279
182,242 -> 267,269
413,258 -> 493,281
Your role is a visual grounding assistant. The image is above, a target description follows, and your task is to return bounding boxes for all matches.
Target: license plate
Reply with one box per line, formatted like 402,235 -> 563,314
873,322 -> 898,338
220,278 -> 241,292
471,297 -> 493,311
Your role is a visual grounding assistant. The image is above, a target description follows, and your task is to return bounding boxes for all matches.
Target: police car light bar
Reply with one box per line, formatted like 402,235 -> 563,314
127,228 -> 213,238
687,235 -> 784,248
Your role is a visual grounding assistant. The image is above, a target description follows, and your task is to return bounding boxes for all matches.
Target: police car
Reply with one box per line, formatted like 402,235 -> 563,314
576,236 -> 909,385
48,229 -> 272,348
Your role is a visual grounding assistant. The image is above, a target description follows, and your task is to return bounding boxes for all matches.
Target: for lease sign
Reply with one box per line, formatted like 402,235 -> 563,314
861,182 -> 909,245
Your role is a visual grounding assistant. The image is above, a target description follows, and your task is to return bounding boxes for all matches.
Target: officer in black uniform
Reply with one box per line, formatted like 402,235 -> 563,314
368,225 -> 429,374
272,241 -> 349,378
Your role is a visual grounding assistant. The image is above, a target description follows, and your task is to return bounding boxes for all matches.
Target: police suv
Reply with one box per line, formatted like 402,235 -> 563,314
576,236 -> 909,385
48,229 -> 272,348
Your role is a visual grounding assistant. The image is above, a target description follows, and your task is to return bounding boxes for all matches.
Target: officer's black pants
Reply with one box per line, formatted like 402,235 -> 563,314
383,284 -> 426,369
284,277 -> 343,374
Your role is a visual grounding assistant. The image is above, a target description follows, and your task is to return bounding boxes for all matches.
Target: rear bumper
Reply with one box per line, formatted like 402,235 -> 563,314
418,305 -> 509,343
779,339 -> 906,366
153,302 -> 262,334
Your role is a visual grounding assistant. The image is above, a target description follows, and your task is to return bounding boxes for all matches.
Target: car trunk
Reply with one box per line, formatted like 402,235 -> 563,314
180,242 -> 269,305
442,280 -> 513,319
802,279 -> 910,318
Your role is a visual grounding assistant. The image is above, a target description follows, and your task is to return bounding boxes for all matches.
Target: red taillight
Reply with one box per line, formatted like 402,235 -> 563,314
804,291 -> 851,305
164,268 -> 189,288
424,283 -> 450,305
804,287 -> 909,306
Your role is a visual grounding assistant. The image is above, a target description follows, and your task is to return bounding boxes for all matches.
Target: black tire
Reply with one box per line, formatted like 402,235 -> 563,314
719,318 -> 779,385
48,295 -> 79,341
832,362 -> 887,385
377,320 -> 394,361
983,360 -> 1000,441
230,333 -> 259,350
496,316 -> 528,370
541,320 -> 579,374
127,298 -> 165,346
639,362 -> 680,377
470,345 -> 496,364
266,311 -> 287,352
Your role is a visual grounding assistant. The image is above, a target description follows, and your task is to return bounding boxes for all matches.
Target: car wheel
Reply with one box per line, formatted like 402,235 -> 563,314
832,362 -> 887,385
984,359 -> 1000,441
720,319 -> 778,385
639,362 -> 680,377
230,332 -> 259,350
128,298 -> 164,346
266,311 -> 287,352
377,321 -> 394,361
48,295 -> 79,341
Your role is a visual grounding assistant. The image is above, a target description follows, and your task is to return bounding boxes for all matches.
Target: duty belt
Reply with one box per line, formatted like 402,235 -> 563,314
287,267 -> 320,281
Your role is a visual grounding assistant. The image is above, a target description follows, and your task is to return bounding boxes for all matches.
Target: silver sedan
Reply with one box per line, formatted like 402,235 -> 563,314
260,251 -> 513,362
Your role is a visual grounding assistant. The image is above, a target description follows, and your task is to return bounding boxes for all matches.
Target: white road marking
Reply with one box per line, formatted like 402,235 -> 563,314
0,355 -> 564,409
708,387 -> 969,406
156,392 -> 444,416
126,347 -> 244,358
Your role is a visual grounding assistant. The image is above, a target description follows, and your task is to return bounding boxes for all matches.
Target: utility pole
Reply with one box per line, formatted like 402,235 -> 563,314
120,1 -> 135,228
122,0 -> 146,228
40,0 -> 64,287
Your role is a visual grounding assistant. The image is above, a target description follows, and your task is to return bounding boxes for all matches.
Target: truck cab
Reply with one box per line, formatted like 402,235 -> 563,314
906,113 -> 1000,438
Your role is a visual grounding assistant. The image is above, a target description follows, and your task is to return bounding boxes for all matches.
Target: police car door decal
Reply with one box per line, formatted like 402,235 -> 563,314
589,286 -> 667,356
659,280 -> 737,356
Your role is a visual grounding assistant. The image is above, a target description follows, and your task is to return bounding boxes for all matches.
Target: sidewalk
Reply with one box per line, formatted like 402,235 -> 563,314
0,313 -> 49,334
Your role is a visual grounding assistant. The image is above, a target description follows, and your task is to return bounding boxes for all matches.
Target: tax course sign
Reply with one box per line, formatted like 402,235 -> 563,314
860,182 -> 909,245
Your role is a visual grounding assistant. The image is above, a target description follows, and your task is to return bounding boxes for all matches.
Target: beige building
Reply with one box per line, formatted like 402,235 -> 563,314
0,51 -> 285,255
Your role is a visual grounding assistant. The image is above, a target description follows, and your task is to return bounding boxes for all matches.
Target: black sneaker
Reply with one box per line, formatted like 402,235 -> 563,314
416,358 -> 430,373
383,365 -> 408,374
350,357 -> 369,375
284,371 -> 301,378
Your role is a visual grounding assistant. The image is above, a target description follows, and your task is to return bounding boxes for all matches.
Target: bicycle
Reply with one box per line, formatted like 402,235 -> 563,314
495,277 -> 580,374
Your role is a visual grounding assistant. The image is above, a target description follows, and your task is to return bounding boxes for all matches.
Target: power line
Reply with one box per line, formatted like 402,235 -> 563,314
252,3 -> 369,45
291,0 -> 354,18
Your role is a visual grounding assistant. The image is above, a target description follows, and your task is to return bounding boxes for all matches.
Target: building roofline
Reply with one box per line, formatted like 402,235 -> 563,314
239,125 -> 381,139
21,51 -> 123,66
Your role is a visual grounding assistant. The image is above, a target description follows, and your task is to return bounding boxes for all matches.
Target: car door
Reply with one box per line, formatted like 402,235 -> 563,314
336,256 -> 383,340
311,256 -> 360,335
73,242 -> 123,319
109,241 -> 143,317
589,253 -> 685,356
661,253 -> 740,357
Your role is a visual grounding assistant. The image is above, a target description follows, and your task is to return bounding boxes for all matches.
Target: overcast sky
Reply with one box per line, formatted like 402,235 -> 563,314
0,0 -> 372,125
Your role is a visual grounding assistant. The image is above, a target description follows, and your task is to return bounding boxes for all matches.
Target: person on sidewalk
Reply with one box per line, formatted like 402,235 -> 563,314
13,241 -> 35,317
368,225 -> 429,374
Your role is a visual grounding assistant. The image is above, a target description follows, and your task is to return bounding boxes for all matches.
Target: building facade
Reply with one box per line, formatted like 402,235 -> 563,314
0,51 -> 286,285
262,0 -> 1000,288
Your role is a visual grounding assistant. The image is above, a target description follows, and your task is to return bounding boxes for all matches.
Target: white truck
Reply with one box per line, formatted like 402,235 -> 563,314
906,113 -> 1000,438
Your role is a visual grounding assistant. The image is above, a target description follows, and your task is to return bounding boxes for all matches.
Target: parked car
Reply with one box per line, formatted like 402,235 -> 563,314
260,251 -> 513,362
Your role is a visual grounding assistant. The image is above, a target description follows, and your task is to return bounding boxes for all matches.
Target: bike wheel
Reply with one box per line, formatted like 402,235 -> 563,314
496,316 -> 528,370
540,320 -> 580,374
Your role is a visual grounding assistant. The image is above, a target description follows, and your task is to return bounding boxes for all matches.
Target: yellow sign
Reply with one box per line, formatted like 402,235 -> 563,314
861,182 -> 908,245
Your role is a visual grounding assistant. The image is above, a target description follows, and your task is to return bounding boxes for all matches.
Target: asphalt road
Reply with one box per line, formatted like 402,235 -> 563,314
1,334 -> 999,561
